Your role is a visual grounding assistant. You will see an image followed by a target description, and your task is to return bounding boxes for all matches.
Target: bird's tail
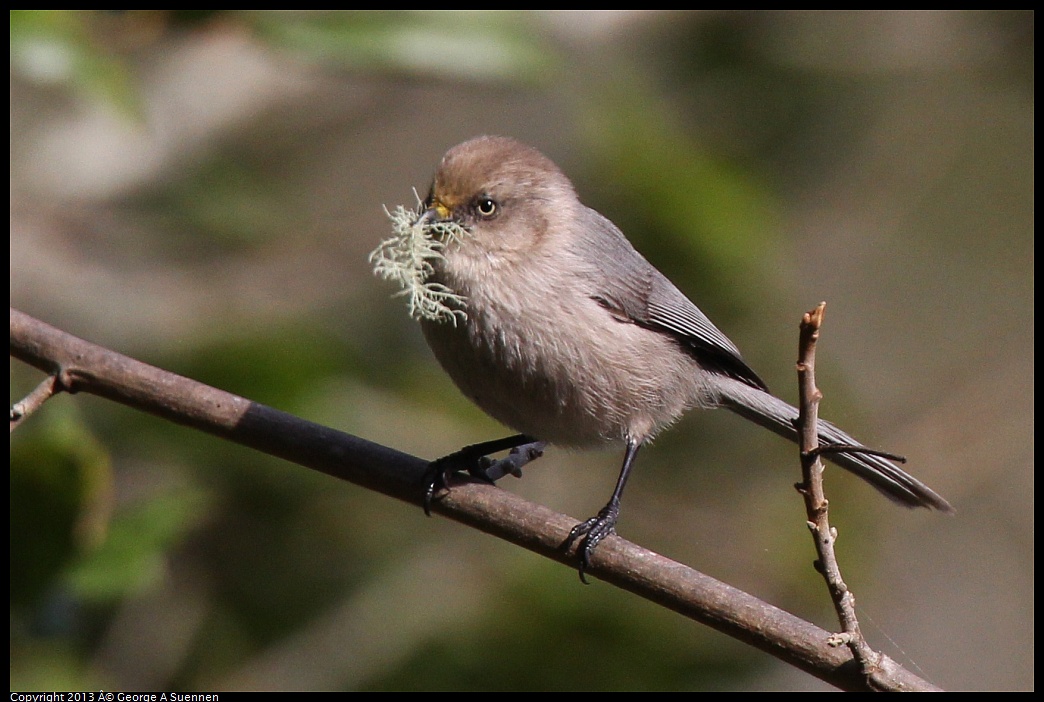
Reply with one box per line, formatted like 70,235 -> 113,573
717,378 -> 953,512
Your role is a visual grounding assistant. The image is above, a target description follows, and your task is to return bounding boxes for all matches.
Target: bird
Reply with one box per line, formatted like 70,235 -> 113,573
376,135 -> 953,582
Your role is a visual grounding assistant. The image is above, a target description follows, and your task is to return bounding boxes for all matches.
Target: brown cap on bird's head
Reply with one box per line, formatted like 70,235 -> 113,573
425,136 -> 576,228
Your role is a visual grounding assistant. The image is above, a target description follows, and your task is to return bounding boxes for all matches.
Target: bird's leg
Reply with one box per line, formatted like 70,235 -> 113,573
564,439 -> 642,584
424,434 -> 545,514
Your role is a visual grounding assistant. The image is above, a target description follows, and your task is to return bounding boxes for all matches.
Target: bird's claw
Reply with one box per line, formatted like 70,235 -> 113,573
423,454 -> 490,516
563,501 -> 620,584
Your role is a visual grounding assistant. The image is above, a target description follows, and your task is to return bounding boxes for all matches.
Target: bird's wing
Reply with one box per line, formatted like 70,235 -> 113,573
577,207 -> 769,392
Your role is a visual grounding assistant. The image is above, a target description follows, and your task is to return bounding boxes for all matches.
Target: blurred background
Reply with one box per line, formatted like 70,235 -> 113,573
10,10 -> 1033,691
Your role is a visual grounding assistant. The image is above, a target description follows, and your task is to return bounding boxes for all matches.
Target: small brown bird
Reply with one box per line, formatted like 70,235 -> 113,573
381,135 -> 952,581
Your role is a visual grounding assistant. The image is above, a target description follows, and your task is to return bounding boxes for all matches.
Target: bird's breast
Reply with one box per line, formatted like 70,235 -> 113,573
419,261 -> 711,446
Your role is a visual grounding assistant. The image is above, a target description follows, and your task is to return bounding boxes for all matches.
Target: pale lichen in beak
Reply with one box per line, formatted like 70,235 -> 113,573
369,197 -> 470,326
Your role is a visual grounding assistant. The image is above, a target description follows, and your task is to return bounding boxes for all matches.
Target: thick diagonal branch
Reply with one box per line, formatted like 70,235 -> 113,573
10,307 -> 941,691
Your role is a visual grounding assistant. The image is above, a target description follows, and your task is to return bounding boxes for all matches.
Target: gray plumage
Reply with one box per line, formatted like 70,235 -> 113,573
408,135 -> 952,565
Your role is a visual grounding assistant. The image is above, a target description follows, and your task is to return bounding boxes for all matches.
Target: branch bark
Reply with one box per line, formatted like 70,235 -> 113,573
795,303 -> 890,688
9,307 -> 942,691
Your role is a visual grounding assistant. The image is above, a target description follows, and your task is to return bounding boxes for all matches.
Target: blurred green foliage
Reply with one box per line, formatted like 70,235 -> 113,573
10,10 -> 142,115
10,404 -> 110,608
252,10 -> 555,81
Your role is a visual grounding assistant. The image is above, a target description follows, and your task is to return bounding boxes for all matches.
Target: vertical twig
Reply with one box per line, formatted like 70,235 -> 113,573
795,302 -> 884,686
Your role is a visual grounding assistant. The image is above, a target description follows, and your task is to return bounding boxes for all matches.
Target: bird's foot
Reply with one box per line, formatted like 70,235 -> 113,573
423,452 -> 491,516
424,439 -> 546,515
563,499 -> 620,584
481,441 -> 546,482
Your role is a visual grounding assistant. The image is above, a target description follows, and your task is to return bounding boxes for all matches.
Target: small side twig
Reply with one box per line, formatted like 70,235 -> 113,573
795,302 -> 884,687
10,372 -> 64,433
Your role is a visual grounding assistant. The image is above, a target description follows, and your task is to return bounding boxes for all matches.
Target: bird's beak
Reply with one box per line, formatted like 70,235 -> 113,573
419,197 -> 453,225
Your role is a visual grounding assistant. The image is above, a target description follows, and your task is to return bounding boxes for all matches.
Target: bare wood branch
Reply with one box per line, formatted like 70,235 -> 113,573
795,302 -> 901,690
9,306 -> 943,691
10,372 -> 62,433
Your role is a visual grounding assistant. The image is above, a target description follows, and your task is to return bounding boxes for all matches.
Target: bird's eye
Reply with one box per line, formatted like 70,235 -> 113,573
475,197 -> 498,218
